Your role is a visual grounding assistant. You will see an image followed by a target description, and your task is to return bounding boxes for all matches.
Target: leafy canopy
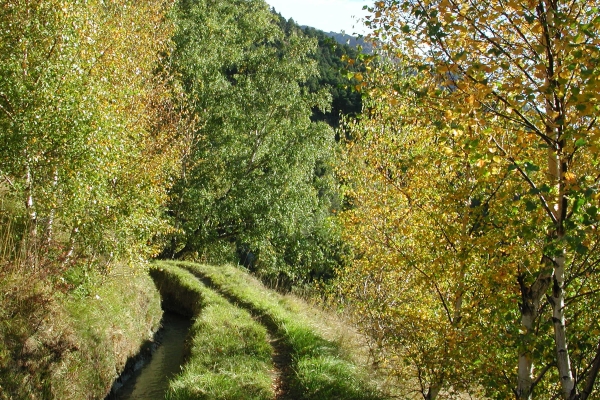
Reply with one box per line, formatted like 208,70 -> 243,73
336,0 -> 600,398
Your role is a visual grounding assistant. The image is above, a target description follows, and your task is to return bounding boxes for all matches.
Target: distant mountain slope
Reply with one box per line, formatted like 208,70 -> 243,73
271,11 -> 366,128
321,31 -> 374,54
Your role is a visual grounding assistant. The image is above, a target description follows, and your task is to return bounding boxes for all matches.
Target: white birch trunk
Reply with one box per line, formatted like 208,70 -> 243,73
550,254 -> 575,399
518,310 -> 535,400
24,161 -> 38,269
45,168 -> 58,244
25,163 -> 37,236
541,0 -> 576,385
547,121 -> 575,398
60,227 -> 78,269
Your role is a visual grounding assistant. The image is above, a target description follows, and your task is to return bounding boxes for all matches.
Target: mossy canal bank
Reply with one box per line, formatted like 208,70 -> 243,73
156,261 -> 391,400
0,264 -> 163,400
104,262 -> 392,400
106,265 -> 202,399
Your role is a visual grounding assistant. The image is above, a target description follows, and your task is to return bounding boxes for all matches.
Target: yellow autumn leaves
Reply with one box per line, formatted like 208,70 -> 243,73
335,0 -> 600,398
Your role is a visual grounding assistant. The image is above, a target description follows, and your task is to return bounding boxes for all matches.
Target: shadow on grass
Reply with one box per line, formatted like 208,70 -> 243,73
162,261 -> 388,400
150,263 -> 273,400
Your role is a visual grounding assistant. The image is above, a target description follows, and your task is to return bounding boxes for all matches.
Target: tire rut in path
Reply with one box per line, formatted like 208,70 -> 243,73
191,272 -> 295,400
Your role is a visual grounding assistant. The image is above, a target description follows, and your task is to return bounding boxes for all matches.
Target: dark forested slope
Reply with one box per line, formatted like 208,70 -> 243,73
272,11 -> 364,128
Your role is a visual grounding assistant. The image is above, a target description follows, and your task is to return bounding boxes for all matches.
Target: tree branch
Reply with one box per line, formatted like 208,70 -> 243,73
532,362 -> 555,390
491,136 -> 558,224
578,337 -> 600,400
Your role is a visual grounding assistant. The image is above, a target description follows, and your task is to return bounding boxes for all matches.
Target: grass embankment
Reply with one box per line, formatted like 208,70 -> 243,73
150,263 -> 274,400
0,263 -> 162,399
159,260 -> 388,400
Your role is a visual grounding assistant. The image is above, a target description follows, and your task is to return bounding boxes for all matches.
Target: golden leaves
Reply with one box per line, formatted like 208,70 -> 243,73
564,172 -> 577,184
336,0 -> 600,395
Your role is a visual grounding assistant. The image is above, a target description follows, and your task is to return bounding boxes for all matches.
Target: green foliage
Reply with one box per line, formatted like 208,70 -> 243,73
0,2 -> 177,397
271,12 -> 364,128
162,0 -> 347,286
0,0 -> 181,272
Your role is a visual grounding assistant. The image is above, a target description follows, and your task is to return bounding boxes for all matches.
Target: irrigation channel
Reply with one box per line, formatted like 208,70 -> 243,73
110,312 -> 192,399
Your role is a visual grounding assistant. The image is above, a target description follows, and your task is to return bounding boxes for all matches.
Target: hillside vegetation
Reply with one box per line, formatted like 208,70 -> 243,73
0,0 -> 364,395
0,262 -> 162,399
2,0 -> 600,399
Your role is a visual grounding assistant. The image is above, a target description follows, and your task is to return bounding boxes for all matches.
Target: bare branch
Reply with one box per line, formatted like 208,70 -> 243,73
532,362 -> 555,390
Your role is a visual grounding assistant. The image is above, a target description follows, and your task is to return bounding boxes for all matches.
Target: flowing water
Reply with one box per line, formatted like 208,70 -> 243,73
113,312 -> 192,400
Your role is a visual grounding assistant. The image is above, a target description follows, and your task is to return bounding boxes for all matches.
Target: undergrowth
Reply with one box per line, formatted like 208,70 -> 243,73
0,210 -> 162,399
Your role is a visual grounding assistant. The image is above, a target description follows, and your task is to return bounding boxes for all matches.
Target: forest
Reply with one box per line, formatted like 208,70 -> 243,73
1,0 -> 600,399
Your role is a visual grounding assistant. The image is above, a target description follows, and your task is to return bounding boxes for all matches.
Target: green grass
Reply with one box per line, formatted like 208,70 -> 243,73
159,261 -> 388,400
62,266 -> 163,398
150,264 -> 204,317
150,263 -> 274,400
0,263 -> 163,400
0,203 -> 164,399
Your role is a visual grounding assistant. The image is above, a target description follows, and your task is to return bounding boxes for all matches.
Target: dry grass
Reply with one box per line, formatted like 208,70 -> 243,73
270,289 -> 417,398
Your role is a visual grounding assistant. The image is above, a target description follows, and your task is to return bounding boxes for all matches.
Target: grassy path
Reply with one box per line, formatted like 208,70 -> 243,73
151,264 -> 274,400
157,261 -> 388,400
186,268 -> 295,399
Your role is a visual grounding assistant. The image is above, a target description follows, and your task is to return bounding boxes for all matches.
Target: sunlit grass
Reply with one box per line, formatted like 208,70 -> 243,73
151,263 -> 274,400
62,264 -> 163,398
162,261 -> 388,400
0,262 -> 163,399
0,208 -> 163,399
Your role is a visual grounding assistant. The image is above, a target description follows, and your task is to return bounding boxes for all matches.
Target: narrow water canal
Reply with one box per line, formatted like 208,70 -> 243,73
113,312 -> 192,400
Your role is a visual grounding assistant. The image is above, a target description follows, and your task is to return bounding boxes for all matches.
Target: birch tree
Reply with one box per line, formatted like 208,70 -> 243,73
0,0 -> 180,271
336,0 -> 600,398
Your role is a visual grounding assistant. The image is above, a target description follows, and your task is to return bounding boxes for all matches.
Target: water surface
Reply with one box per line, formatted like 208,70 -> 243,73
115,312 -> 192,400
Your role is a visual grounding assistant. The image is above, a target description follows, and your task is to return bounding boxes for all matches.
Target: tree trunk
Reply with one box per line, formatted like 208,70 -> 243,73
518,311 -> 534,400
578,338 -> 600,400
25,163 -> 37,237
547,138 -> 575,398
517,272 -> 552,399
45,168 -> 58,245
549,252 -> 575,399
425,384 -> 441,400
540,0 -> 576,392
24,161 -> 39,268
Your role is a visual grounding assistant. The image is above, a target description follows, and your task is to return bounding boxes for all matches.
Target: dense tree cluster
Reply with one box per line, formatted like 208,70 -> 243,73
0,0 -> 181,273
0,0 -> 361,290
159,0 -> 349,288
272,11 -> 364,128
